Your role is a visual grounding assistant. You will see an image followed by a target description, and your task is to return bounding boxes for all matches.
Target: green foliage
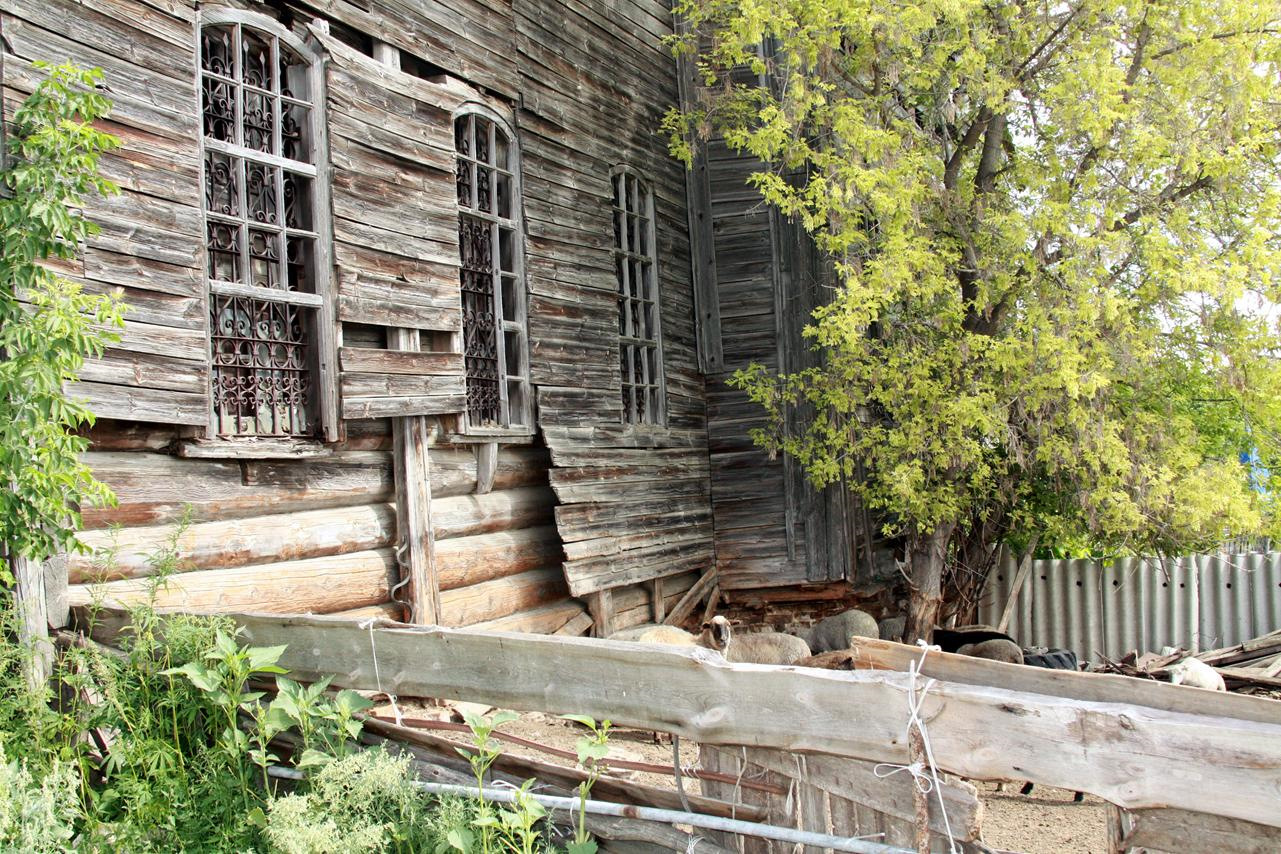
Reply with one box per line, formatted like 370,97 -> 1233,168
0,63 -> 126,573
264,750 -> 441,854
561,715 -> 610,853
669,2 -> 1281,575
0,740 -> 80,852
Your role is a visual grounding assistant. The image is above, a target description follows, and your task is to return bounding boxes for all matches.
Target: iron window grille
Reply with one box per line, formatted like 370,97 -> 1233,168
198,12 -> 333,438
612,169 -> 665,425
454,108 -> 531,432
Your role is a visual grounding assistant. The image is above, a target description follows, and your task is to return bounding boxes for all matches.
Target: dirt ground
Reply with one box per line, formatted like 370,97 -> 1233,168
976,781 -> 1107,853
419,707 -> 1107,853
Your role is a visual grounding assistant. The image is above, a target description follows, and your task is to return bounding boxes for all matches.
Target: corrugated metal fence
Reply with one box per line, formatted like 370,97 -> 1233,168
977,551 -> 1281,664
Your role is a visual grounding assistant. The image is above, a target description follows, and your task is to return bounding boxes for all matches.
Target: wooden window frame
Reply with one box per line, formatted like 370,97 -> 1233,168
195,8 -> 340,446
611,167 -> 666,427
454,104 -> 532,437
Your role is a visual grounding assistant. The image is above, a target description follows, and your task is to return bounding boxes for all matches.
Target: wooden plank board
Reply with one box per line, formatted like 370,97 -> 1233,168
149,611 -> 1281,829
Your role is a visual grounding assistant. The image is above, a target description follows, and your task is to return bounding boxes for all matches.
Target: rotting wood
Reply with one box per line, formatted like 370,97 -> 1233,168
717,746 -> 982,841
663,567 -> 717,627
390,333 -> 441,625
843,636 -> 1281,726
361,715 -> 767,821
11,554 -> 52,689
1114,806 -> 1281,854
81,609 -> 1281,828
475,442 -> 498,495
588,589 -> 614,637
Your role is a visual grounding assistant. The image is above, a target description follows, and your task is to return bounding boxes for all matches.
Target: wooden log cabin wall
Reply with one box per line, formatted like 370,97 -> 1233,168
687,76 -> 901,598
2,0 -> 713,633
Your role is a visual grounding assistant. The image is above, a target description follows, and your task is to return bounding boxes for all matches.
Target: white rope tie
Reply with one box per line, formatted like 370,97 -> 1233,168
872,640 -> 960,854
358,618 -> 404,727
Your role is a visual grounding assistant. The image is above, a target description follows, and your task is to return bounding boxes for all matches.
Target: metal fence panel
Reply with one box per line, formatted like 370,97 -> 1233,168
978,551 -> 1281,663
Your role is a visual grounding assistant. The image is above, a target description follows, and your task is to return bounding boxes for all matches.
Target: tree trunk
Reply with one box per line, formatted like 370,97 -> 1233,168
904,524 -> 954,644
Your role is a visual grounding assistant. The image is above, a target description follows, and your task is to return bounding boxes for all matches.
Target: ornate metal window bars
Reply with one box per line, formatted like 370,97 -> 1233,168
612,169 -> 665,425
455,110 -> 530,430
199,16 -> 325,437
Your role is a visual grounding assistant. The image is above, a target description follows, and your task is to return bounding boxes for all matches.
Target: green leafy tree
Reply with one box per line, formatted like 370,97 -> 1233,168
668,1 -> 1281,639
0,63 -> 124,575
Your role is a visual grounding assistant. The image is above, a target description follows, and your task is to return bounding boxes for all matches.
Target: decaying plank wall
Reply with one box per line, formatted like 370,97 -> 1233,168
15,0 -> 716,630
517,0 -> 714,605
2,0 -> 209,424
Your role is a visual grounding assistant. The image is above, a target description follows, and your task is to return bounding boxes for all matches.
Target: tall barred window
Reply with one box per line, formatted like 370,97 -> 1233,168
612,169 -> 664,425
199,13 -> 331,438
455,108 -> 530,431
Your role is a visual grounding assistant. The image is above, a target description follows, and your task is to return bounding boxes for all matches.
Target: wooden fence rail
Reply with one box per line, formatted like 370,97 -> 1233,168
83,608 -> 1281,831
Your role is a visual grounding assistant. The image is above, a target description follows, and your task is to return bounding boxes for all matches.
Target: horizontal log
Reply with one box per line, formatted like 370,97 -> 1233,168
71,381 -> 207,425
71,503 -> 396,582
436,526 -> 564,590
176,612 -> 1281,828
440,567 -> 568,627
80,450 -> 395,528
468,598 -> 588,635
67,549 -> 395,614
432,486 -> 557,540
844,636 -> 1281,726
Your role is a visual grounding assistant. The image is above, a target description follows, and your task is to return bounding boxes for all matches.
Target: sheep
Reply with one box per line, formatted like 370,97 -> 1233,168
878,616 -> 905,643
956,638 -> 1024,664
697,616 -> 811,664
805,609 -> 879,653
606,625 -> 699,646
1167,656 -> 1226,692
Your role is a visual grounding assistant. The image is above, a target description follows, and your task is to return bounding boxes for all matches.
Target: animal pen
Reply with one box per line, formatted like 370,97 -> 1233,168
4,0 -> 1281,849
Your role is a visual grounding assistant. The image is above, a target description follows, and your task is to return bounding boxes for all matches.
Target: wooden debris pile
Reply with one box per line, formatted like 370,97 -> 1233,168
1095,628 -> 1281,697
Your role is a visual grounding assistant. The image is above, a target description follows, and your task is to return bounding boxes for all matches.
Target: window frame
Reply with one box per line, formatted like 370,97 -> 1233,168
195,8 -> 339,444
453,103 -> 532,437
611,166 -> 666,427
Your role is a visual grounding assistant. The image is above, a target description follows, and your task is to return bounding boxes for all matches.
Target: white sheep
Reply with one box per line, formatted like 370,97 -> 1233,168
1166,656 -> 1226,691
606,625 -> 699,646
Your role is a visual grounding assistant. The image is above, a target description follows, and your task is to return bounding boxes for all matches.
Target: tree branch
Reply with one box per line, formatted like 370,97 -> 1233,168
1152,28 -> 1281,60
943,108 -> 992,190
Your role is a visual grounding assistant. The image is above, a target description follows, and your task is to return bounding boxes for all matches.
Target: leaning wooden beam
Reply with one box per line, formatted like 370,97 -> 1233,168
176,610 -> 1281,828
662,567 -> 716,627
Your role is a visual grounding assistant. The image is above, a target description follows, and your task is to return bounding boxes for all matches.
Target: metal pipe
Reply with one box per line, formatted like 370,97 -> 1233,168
268,767 -> 913,854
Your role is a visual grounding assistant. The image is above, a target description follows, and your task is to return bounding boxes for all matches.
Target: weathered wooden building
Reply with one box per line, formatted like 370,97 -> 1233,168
4,0 -> 896,633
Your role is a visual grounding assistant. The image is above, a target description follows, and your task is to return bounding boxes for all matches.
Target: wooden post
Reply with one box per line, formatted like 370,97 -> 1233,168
588,589 -> 614,638
650,577 -> 664,623
388,329 -> 441,625
11,554 -> 52,690
996,539 -> 1037,634
1105,804 -> 1129,854
475,442 -> 498,495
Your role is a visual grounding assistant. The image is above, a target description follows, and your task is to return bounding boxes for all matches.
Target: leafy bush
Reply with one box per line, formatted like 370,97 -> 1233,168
0,62 -> 125,576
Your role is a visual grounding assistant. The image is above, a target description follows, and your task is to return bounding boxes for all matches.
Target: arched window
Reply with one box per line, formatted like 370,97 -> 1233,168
455,108 -> 529,430
612,169 -> 664,425
199,11 -> 333,438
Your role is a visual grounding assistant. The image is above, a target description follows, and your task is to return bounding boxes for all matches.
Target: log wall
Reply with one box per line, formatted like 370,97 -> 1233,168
17,0 -> 713,630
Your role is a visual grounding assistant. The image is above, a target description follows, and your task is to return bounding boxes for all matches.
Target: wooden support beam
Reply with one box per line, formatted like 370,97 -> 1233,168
10,554 -> 52,689
663,567 -> 717,627
119,610 -> 1281,829
650,577 -> 664,623
474,441 -> 498,495
587,589 -> 614,638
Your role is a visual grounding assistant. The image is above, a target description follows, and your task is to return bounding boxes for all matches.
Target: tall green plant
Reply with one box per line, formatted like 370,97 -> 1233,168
0,62 -> 125,575
669,0 -> 1281,637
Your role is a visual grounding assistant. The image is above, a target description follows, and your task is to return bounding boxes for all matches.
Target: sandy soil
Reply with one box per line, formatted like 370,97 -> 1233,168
414,706 -> 1107,853
976,781 -> 1107,853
